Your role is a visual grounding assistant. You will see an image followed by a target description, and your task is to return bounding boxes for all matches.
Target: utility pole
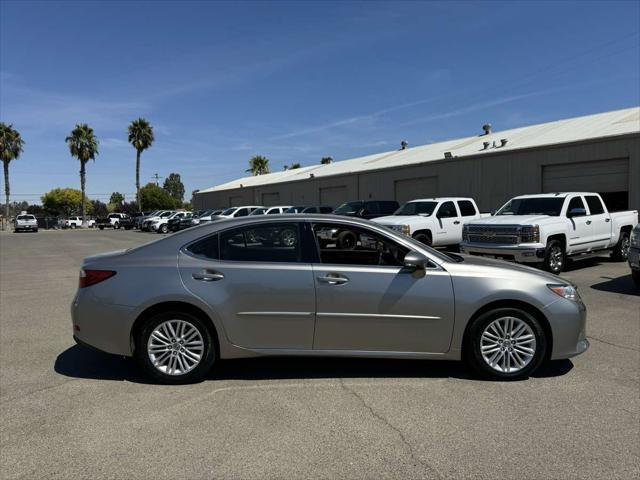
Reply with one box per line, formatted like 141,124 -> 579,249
151,173 -> 162,186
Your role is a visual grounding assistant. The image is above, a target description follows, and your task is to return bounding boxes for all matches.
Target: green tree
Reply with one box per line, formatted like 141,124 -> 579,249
91,199 -> 109,218
0,123 -> 25,223
140,182 -> 177,210
289,163 -> 301,169
320,156 -> 333,165
246,155 -> 270,176
41,188 -> 92,217
65,124 -> 99,226
109,192 -> 125,205
163,172 -> 185,203
128,118 -> 155,212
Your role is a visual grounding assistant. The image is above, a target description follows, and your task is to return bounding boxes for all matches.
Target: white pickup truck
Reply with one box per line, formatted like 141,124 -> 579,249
373,197 -> 488,247
460,192 -> 638,274
59,216 -> 95,229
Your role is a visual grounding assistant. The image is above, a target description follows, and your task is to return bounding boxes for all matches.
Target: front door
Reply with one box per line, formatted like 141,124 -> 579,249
565,195 -> 593,253
178,221 -> 316,349
434,201 -> 462,245
310,223 -> 455,353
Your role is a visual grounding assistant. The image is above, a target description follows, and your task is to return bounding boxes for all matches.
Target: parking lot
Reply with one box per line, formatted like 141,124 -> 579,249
0,228 -> 638,479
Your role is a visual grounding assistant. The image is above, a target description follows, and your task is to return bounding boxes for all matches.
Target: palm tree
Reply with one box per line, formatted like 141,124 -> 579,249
128,118 -> 155,211
66,124 -> 99,226
0,123 -> 25,226
246,155 -> 270,176
321,156 -> 333,165
289,162 -> 301,169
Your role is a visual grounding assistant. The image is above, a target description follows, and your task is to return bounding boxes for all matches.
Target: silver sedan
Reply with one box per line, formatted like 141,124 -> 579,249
71,215 -> 589,384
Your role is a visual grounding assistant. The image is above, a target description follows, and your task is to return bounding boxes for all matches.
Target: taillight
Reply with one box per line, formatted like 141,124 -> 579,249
79,269 -> 116,288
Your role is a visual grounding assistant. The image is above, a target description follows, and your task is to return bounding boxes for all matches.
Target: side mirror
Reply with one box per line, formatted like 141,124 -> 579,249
567,207 -> 586,218
490,209 -> 497,216
403,251 -> 428,271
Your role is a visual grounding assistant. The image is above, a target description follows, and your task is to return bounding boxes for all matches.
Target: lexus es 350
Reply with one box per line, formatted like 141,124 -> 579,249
71,215 -> 588,384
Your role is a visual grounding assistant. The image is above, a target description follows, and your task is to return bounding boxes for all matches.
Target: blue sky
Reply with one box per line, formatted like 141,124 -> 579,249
1,0 -> 639,204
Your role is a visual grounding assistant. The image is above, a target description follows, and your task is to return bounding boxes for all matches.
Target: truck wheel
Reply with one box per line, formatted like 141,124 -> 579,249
464,307 -> 547,380
413,232 -> 432,246
114,222 -> 120,230
611,231 -> 630,262
160,224 -> 169,234
337,230 -> 357,249
71,224 -> 76,229
99,226 -> 104,230
543,240 -> 565,274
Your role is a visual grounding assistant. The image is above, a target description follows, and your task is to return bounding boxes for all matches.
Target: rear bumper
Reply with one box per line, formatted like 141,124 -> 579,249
459,242 -> 546,263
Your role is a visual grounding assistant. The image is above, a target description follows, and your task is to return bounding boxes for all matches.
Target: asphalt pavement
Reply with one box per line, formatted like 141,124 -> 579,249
1,228 -> 638,479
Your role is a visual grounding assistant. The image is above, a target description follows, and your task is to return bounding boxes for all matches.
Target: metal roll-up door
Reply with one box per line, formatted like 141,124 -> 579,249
261,192 -> 280,206
394,176 -> 438,204
319,186 -> 347,208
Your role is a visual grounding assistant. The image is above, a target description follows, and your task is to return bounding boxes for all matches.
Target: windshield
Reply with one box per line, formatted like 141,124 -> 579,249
250,208 -> 267,215
394,201 -> 437,216
160,211 -> 173,218
334,201 -> 363,214
496,197 -> 565,216
221,208 -> 236,216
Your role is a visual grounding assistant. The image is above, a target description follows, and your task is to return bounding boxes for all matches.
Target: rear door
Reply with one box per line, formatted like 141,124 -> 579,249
584,195 -> 611,250
179,221 -> 316,349
310,222 -> 455,353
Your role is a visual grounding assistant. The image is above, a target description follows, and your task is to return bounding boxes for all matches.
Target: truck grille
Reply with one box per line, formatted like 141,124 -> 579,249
465,225 -> 538,244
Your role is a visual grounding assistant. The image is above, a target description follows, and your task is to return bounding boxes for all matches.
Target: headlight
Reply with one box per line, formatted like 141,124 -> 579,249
391,224 -> 410,236
631,229 -> 640,248
548,284 -> 580,301
520,225 -> 540,243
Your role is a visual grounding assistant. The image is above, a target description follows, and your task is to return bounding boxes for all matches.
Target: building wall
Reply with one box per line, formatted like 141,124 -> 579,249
194,134 -> 640,212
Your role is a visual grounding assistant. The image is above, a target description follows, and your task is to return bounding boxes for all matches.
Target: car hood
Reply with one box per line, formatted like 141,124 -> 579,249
453,254 -> 566,283
466,215 -> 552,225
374,215 -> 429,225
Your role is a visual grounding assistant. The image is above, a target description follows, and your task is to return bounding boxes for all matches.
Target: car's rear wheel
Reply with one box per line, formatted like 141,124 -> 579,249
465,307 -> 547,380
135,311 -> 216,384
611,231 -> 630,261
542,240 -> 564,274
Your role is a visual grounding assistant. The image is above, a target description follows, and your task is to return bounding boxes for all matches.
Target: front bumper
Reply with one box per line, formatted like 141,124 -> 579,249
628,246 -> 639,271
459,242 -> 546,263
544,295 -> 589,360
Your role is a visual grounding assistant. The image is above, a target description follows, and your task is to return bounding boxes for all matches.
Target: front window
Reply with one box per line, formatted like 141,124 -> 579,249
220,223 -> 302,262
221,208 -> 236,216
160,212 -> 173,218
496,197 -> 565,216
313,224 -> 408,267
394,201 -> 438,216
436,201 -> 457,218
334,202 -> 363,214
250,208 -> 267,215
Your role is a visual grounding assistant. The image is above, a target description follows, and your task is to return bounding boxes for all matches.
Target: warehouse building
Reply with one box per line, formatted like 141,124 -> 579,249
194,107 -> 640,213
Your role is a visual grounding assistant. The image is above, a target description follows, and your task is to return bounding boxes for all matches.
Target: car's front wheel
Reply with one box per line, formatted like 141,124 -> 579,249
542,239 -> 565,274
160,224 -> 169,234
465,307 -> 547,380
135,311 -> 216,384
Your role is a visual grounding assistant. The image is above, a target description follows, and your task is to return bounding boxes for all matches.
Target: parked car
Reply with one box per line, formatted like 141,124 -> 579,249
190,209 -> 223,226
14,213 -> 38,232
374,197 -> 488,247
460,192 -> 639,274
59,216 -> 95,229
249,206 -> 292,215
629,224 -> 640,288
284,206 -> 333,214
168,212 -> 195,232
96,213 -> 131,230
217,206 -> 263,218
72,214 -> 589,384
150,211 -> 190,234
141,211 -> 175,231
333,200 -> 399,219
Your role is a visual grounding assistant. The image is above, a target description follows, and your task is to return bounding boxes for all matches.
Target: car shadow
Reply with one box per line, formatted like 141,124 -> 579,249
563,256 -> 609,272
55,345 -> 573,384
591,274 -> 639,296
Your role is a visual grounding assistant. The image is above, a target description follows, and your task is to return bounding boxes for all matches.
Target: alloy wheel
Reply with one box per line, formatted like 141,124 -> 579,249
549,245 -> 563,271
480,316 -> 537,373
147,320 -> 205,376
621,236 -> 630,259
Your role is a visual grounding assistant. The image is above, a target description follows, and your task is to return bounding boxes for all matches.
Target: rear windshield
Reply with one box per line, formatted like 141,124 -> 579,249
497,197 -> 565,216
17,215 -> 35,220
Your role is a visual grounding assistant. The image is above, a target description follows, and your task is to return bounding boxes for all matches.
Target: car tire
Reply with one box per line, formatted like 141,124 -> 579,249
611,231 -> 630,262
99,226 -> 104,230
135,311 -> 216,384
71,224 -> 76,229
542,239 -> 565,274
465,307 -> 547,381
34,228 -> 38,233
632,270 -> 640,288
413,231 -> 432,246
160,224 -> 169,234
337,230 -> 357,249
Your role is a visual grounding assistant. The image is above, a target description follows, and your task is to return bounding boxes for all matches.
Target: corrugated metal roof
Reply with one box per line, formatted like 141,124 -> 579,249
198,106 -> 640,193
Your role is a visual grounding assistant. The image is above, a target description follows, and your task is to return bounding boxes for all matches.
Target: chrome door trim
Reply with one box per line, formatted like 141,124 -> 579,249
316,312 -> 441,320
237,311 -> 313,317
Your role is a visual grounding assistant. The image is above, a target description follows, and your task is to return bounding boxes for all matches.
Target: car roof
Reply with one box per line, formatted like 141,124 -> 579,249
512,192 -> 596,199
408,197 -> 475,202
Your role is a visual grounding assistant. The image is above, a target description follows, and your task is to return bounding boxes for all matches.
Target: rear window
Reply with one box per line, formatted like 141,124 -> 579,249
585,196 -> 605,215
17,215 -> 35,220
186,234 -> 219,260
457,200 -> 477,217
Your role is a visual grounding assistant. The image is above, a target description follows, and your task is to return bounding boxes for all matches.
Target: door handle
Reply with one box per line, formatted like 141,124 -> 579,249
192,271 -> 224,281
453,220 -> 461,225
605,218 -> 611,222
586,220 -> 592,225
317,274 -> 349,285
